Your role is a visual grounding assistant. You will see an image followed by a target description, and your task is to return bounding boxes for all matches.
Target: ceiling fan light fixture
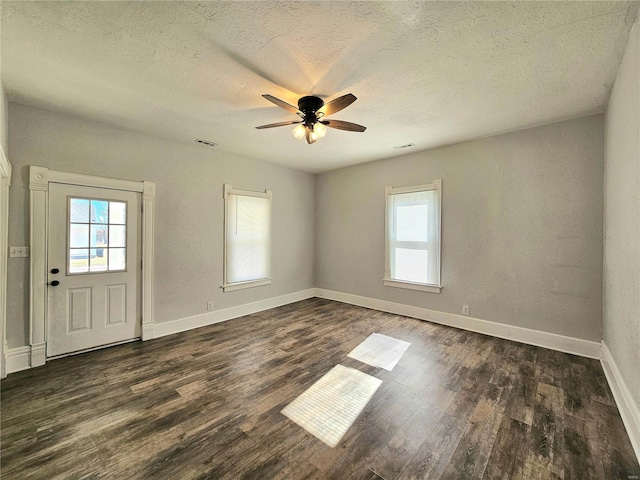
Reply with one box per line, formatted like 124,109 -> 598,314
314,122 -> 327,138
307,128 -> 318,144
292,124 -> 306,139
257,93 -> 366,145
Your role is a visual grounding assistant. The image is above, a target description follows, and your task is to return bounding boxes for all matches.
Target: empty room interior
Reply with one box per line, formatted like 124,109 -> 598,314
1,1 -> 640,479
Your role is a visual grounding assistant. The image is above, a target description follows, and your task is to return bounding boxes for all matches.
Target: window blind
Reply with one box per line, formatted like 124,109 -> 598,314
226,193 -> 271,284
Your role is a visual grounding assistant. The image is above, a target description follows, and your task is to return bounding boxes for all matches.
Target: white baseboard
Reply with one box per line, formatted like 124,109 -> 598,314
153,288 -> 316,338
5,346 -> 31,374
314,288 -> 602,359
31,342 -> 46,367
1,341 -> 8,379
141,323 -> 154,341
601,341 -> 640,462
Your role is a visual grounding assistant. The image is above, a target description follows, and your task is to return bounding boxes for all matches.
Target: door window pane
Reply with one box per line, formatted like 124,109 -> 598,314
109,225 -> 126,248
68,197 -> 128,274
89,249 -> 108,272
70,198 -> 90,223
108,248 -> 126,271
90,225 -> 108,247
69,249 -> 89,273
91,200 -> 109,223
70,224 -> 89,248
109,202 -> 126,224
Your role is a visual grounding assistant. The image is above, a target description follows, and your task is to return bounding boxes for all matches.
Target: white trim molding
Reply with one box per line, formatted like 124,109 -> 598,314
0,145 -> 11,378
5,346 -> 32,374
28,166 -> 155,362
141,181 -> 155,340
601,341 -> 640,461
154,289 -> 315,338
0,145 -> 11,179
222,278 -> 273,292
384,179 -> 442,293
30,343 -> 46,367
314,288 -> 602,359
383,278 -> 441,293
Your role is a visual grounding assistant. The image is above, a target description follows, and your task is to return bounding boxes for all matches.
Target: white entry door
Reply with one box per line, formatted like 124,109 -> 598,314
47,183 -> 141,357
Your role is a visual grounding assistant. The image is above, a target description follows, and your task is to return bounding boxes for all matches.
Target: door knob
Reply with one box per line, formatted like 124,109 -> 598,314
49,280 -> 60,286
51,268 -> 59,274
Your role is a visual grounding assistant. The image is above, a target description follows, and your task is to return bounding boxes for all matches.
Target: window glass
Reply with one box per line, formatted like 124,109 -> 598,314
68,197 -> 127,274
395,248 -> 429,284
109,225 -> 126,248
69,224 -> 89,248
385,181 -> 441,290
108,248 -> 126,271
90,225 -> 108,247
69,249 -> 89,273
70,198 -> 90,223
89,249 -> 108,272
109,202 -> 126,224
396,204 -> 428,242
91,200 -> 108,223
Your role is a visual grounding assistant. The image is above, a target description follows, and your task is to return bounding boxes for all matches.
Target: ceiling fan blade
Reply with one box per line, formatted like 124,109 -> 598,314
262,94 -> 302,115
318,93 -> 357,116
255,120 -> 302,129
321,119 -> 367,132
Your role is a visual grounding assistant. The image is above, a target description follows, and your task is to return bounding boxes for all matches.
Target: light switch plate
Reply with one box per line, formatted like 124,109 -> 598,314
9,247 -> 30,258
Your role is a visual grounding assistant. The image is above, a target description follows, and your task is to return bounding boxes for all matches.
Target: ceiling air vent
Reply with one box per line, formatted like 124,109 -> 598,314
194,139 -> 217,147
393,143 -> 415,150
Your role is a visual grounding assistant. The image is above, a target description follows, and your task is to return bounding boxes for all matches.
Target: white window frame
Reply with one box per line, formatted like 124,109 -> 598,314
384,179 -> 442,293
66,196 -> 129,275
222,184 -> 272,292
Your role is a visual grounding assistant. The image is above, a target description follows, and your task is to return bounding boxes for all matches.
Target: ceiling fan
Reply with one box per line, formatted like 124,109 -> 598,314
256,93 -> 366,144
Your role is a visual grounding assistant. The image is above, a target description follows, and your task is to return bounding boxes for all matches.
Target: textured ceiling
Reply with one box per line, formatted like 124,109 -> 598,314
1,1 -> 638,173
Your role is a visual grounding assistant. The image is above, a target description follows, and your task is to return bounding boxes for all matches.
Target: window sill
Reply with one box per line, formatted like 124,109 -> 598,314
383,279 -> 441,293
222,278 -> 272,292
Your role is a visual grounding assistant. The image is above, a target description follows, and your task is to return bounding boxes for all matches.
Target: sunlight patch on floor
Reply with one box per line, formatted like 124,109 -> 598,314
281,364 -> 382,447
347,333 -> 410,371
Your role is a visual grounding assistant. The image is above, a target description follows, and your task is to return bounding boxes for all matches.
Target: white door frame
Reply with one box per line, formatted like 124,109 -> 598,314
29,166 -> 155,367
0,148 -> 11,378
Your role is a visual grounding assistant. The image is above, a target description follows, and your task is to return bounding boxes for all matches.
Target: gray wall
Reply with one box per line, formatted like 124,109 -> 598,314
315,115 -> 604,341
6,103 -> 315,348
604,14 -> 640,410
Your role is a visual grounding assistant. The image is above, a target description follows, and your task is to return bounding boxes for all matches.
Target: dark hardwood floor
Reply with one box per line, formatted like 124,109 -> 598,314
1,298 -> 638,479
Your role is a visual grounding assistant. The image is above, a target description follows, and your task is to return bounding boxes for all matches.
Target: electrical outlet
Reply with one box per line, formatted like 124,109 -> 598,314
207,301 -> 214,311
9,247 -> 30,258
462,305 -> 470,315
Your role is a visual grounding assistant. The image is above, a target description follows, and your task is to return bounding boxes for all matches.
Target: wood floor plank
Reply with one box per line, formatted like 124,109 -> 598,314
530,382 -> 566,479
591,400 -> 640,480
563,413 -> 605,480
396,411 -> 466,479
482,417 -> 530,480
1,298 -> 638,479
366,385 -> 454,479
439,382 -> 509,479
